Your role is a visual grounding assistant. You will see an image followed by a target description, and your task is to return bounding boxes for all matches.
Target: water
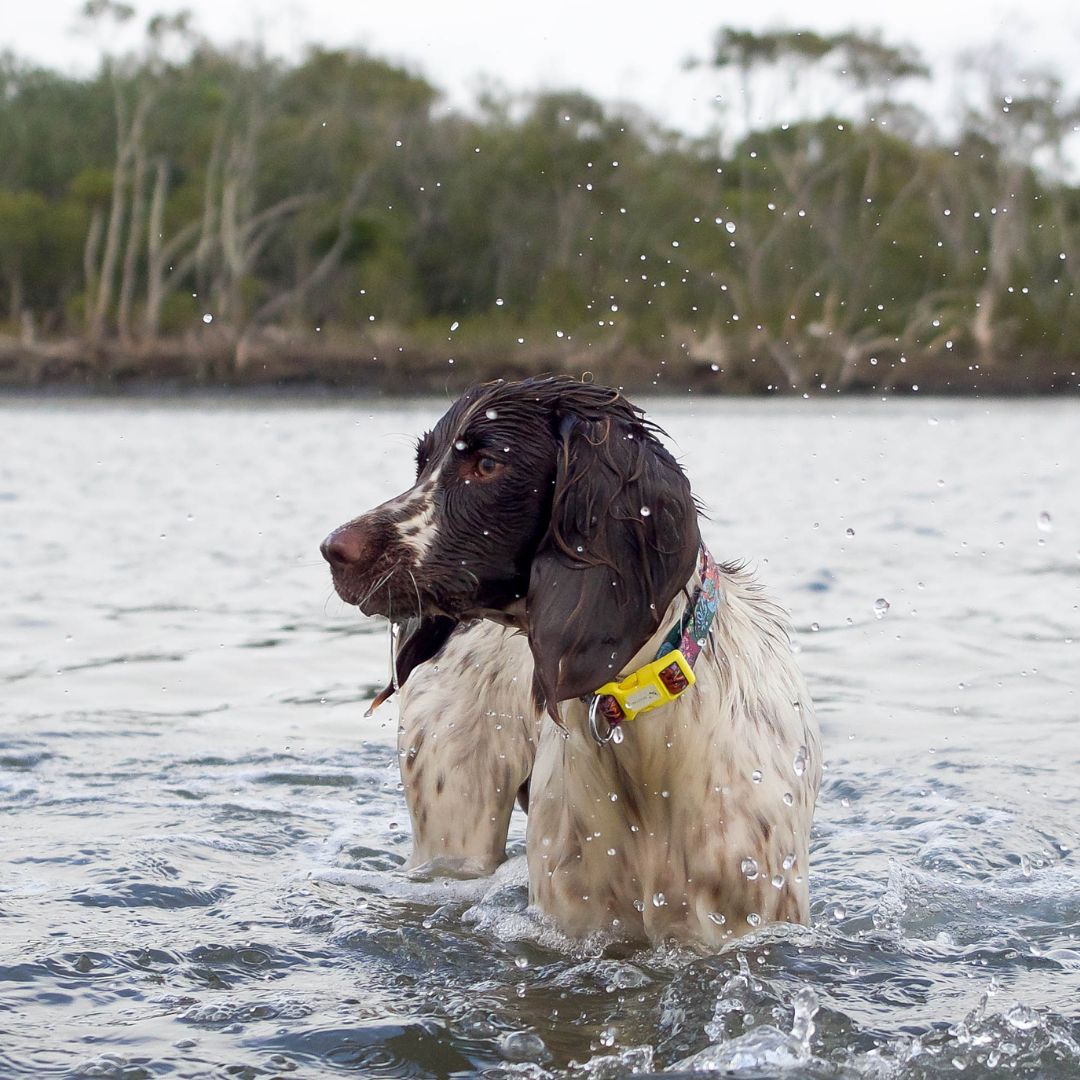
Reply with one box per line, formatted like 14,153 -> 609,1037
1,394 -> 1078,1078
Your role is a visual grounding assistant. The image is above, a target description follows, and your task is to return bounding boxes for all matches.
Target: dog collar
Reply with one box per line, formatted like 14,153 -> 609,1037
587,545 -> 721,745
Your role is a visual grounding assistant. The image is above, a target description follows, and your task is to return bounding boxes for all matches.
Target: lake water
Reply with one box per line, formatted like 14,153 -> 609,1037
1,393 -> 1078,1078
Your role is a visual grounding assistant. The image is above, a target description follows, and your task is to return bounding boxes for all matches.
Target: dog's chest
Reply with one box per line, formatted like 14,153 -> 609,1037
525,684 -> 817,942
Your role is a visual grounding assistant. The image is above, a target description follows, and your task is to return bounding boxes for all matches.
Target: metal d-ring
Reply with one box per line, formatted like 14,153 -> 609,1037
588,695 -> 615,746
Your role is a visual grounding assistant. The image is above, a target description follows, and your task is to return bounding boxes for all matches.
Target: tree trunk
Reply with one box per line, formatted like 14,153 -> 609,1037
88,81 -> 132,343
194,126 -> 224,304
82,207 -> 104,324
143,161 -> 201,341
143,158 -> 168,340
117,140 -> 148,343
9,265 -> 23,324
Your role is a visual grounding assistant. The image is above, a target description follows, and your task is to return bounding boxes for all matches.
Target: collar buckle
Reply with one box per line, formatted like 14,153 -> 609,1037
591,648 -> 696,734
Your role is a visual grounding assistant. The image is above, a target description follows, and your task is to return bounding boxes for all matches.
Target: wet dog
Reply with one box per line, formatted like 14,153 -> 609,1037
322,376 -> 820,945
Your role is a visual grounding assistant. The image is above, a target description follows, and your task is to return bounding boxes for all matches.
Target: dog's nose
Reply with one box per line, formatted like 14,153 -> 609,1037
321,527 -> 366,567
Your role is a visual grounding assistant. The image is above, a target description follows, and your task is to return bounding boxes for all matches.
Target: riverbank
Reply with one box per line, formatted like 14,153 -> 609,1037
1,333 -> 1076,396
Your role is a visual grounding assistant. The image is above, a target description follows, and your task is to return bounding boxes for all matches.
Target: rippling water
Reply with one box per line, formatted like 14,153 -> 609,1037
1,394 -> 1078,1078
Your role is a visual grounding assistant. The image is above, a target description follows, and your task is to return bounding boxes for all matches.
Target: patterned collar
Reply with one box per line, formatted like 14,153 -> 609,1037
587,545 -> 722,745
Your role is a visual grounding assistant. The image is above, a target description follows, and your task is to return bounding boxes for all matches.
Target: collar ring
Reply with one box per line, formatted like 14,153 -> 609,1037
588,695 -> 617,746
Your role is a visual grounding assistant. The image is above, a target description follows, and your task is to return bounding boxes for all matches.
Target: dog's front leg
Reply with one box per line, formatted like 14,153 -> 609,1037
395,621 -> 538,878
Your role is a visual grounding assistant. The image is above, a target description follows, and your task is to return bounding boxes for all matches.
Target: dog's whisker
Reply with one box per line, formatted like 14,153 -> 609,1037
356,569 -> 394,610
406,569 -> 423,621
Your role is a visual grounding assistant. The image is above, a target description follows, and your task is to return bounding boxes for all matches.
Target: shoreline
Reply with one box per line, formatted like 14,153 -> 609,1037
1,335 -> 1077,397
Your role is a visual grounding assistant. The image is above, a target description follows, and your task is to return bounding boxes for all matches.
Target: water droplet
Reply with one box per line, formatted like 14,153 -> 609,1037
782,792 -> 794,806
791,987 -> 819,1046
576,545 -> 584,553
810,622 -> 820,632
454,440 -> 467,451
832,904 -> 847,921
450,320 -> 459,331
611,726 -> 625,744
771,874 -> 784,889
640,506 -> 651,517
1004,1003 -> 1041,1031
485,408 -> 498,420
652,892 -> 667,907
498,1031 -> 547,1062
609,792 -> 618,802
1037,511 -> 1052,532
746,912 -> 761,927
495,297 -> 504,306
599,1027 -> 616,1047
873,597 -> 890,619
793,746 -> 808,777
751,769 -> 763,784
725,221 -> 737,234
783,853 -> 796,869
740,857 -> 759,879
633,898 -> 645,912
514,955 -> 528,969
607,848 -> 616,856
201,313 -> 213,324
845,527 -> 855,538
708,911 -> 726,925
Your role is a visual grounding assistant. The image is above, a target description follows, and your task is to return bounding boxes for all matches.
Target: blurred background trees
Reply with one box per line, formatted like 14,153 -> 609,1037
0,10 -> 1077,391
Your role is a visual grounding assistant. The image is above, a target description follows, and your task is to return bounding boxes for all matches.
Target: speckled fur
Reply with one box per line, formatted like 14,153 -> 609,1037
397,619 -> 539,876
397,563 -> 820,946
323,377 -> 821,946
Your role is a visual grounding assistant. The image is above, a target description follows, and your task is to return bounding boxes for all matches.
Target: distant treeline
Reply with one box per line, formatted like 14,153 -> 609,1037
1,7 -> 1079,393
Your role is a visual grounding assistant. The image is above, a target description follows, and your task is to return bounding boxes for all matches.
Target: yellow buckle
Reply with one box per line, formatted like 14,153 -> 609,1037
594,650 -> 696,723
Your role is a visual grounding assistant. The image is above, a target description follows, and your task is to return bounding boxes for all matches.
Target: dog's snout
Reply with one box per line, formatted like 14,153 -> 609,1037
320,526 -> 368,567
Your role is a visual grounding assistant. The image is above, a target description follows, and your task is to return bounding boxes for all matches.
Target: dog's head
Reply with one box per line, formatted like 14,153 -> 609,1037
322,376 -> 700,716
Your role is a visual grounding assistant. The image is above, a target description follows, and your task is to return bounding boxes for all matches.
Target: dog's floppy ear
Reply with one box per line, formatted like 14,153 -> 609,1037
526,406 -> 700,722
367,616 -> 457,714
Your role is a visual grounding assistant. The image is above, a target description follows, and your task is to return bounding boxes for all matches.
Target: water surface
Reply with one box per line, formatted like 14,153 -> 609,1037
1,394 -> 1078,1078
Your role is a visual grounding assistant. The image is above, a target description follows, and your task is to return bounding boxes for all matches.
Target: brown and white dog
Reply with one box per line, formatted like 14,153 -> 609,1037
321,377 -> 820,946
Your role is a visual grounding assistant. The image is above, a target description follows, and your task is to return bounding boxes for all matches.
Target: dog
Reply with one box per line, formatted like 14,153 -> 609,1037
321,376 -> 820,945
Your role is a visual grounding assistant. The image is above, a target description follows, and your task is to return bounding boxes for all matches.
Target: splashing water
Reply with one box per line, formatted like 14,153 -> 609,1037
0,396 -> 1077,1078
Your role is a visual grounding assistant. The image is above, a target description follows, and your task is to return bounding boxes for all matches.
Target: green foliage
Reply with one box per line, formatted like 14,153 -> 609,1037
1,21 -> 1078,391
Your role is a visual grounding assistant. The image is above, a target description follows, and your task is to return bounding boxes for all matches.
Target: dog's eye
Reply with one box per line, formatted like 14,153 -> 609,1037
476,456 -> 502,479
